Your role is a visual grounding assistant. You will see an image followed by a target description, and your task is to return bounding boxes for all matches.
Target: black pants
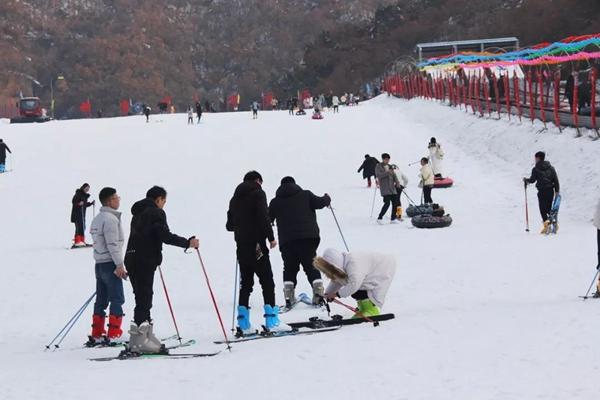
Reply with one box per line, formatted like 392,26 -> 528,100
281,238 -> 321,286
396,186 -> 404,207
378,195 -> 400,220
423,185 -> 433,204
333,105 -> 339,113
596,229 -> 600,266
74,220 -> 85,236
237,242 -> 276,307
197,114 -> 202,123
537,188 -> 555,222
351,290 -> 368,300
127,256 -> 156,325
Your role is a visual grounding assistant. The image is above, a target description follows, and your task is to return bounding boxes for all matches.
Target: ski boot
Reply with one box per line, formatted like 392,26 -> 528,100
311,279 -> 325,305
236,305 -> 257,337
85,314 -> 107,347
594,280 -> 600,298
263,305 -> 292,333
540,220 -> 550,235
72,235 -> 87,248
353,299 -> 381,319
107,315 -> 123,340
283,281 -> 296,309
126,321 -> 165,354
396,207 -> 403,221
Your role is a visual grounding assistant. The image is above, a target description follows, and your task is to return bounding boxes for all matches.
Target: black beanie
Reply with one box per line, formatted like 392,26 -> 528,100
381,153 -> 391,160
281,176 -> 295,185
244,170 -> 263,182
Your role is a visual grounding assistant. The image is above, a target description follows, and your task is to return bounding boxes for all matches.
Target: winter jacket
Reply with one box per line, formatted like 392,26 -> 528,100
393,167 -> 409,188
428,143 -> 444,175
419,164 -> 434,187
332,96 -> 340,106
226,181 -> 274,245
594,198 -> 600,230
268,182 -> 330,246
125,198 -> 190,267
526,161 -> 560,193
252,102 -> 259,111
375,163 -> 397,196
71,189 -> 92,223
358,157 -> 379,179
0,142 -> 11,163
187,109 -> 194,117
91,206 -> 125,266
325,251 -> 396,308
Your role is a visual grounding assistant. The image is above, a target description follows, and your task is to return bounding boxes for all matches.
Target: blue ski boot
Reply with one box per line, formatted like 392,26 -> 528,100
237,306 -> 257,337
263,305 -> 292,333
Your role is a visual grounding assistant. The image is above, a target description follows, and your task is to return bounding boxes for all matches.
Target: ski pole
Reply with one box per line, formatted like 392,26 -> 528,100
46,291 -> 96,350
329,206 -> 350,252
231,260 -> 239,333
158,266 -> 182,345
195,249 -> 232,351
580,269 -> 600,300
524,182 -> 530,232
402,190 -> 417,206
408,160 -> 421,166
330,298 -> 379,327
369,185 -> 378,218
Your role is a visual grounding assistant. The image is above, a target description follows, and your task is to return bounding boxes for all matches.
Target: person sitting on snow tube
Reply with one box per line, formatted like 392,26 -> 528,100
313,248 -> 396,318
296,108 -> 306,116
411,214 -> 453,229
312,111 -> 323,119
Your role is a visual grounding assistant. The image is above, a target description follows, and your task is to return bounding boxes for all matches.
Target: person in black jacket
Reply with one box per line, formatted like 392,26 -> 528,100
0,138 -> 11,173
71,183 -> 95,247
124,186 -> 199,353
269,176 -> 331,307
195,101 -> 203,123
358,154 -> 379,187
227,171 -> 289,335
523,151 -> 560,223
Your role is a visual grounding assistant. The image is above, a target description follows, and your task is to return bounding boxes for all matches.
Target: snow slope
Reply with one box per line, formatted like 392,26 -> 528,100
0,96 -> 599,400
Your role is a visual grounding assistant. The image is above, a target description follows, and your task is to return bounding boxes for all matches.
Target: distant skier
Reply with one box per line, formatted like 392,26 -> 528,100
523,151 -> 560,223
375,153 -> 400,224
428,137 -> 445,178
195,102 -> 203,123
268,176 -> 331,308
87,187 -> 127,346
226,171 -> 290,335
187,107 -> 194,125
0,138 -> 12,173
313,248 -> 396,317
143,106 -> 151,123
251,101 -> 259,119
71,183 -> 95,247
357,154 -> 379,188
124,186 -> 199,354
332,95 -> 340,113
419,157 -> 434,204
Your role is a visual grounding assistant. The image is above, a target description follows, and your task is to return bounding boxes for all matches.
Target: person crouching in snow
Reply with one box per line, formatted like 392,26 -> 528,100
313,248 -> 396,318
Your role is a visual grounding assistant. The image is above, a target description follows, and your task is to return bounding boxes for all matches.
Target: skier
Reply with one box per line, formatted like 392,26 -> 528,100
419,157 -> 434,204
357,154 -> 379,188
124,186 -> 199,354
143,105 -> 151,123
523,151 -> 560,223
594,198 -> 600,296
268,176 -> 331,307
71,183 -> 95,247
428,137 -> 445,178
87,187 -> 127,345
0,138 -> 12,173
313,248 -> 396,317
251,101 -> 259,119
187,107 -> 194,125
195,102 -> 203,123
332,95 -> 340,113
226,171 -> 290,335
375,153 -> 400,224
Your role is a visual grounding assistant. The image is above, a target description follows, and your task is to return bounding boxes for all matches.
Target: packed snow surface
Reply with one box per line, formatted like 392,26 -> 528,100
1,96 -> 599,400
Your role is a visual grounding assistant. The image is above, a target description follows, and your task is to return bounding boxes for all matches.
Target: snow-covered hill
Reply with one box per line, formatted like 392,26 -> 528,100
0,96 -> 599,400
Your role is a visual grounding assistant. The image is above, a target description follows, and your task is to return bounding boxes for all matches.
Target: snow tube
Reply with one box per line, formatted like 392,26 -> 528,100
312,113 -> 323,120
411,214 -> 453,229
433,176 -> 453,188
406,204 -> 433,217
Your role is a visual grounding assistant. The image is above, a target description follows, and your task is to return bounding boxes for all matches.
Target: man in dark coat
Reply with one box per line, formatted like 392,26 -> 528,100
524,151 -> 560,223
357,154 -> 379,187
124,186 -> 198,353
269,176 -> 331,307
0,139 -> 11,173
195,101 -> 203,123
71,183 -> 95,247
227,171 -> 288,334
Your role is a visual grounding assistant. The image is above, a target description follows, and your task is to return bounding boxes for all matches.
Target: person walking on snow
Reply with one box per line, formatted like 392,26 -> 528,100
375,153 -> 400,224
87,187 -> 127,346
268,176 -> 331,308
419,158 -> 434,204
143,106 -> 151,123
0,138 -> 12,173
332,95 -> 340,113
593,198 -> 600,297
71,183 -> 95,247
227,171 -> 290,335
187,107 -> 194,125
391,164 -> 408,218
428,137 -> 444,178
251,101 -> 259,119
195,102 -> 203,123
523,151 -> 560,223
357,154 -> 379,188
124,186 -> 199,354
313,248 -> 396,318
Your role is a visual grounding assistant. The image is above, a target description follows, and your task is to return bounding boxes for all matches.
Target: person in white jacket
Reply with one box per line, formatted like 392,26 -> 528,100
419,157 -> 435,204
332,95 -> 340,113
313,248 -> 396,317
428,137 -> 444,178
594,198 -> 600,295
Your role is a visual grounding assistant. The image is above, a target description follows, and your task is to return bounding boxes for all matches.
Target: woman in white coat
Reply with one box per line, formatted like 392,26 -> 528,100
428,137 -> 444,178
313,248 -> 396,317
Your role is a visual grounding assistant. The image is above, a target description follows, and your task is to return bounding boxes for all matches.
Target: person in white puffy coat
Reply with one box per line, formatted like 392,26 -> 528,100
428,137 -> 444,178
313,248 -> 396,317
